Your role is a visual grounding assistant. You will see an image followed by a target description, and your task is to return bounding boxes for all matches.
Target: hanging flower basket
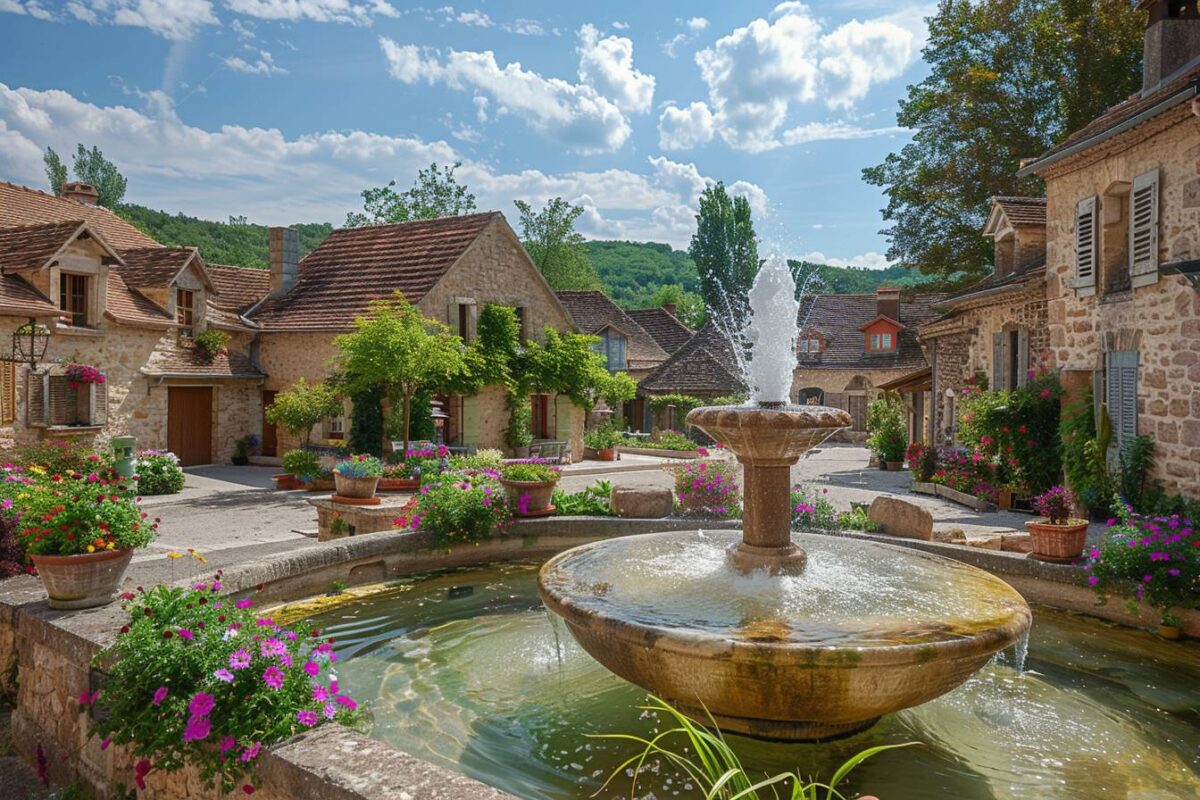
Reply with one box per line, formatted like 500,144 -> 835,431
64,363 -> 106,391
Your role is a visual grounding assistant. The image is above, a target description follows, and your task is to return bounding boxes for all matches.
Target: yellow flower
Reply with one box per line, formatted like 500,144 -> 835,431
28,465 -> 45,475
17,493 -> 29,500
87,545 -> 95,553
166,551 -> 183,559
106,542 -> 115,550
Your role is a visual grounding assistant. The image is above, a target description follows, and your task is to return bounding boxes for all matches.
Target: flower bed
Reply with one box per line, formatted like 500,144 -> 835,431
393,472 -> 513,544
930,448 -> 1001,505
673,458 -> 739,518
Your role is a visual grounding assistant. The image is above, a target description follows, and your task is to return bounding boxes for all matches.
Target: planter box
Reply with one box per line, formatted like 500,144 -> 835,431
378,477 -> 420,492
910,480 -> 938,496
914,482 -> 996,512
273,474 -> 304,491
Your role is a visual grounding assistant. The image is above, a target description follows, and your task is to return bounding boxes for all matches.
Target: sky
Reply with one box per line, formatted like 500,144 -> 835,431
0,0 -> 934,266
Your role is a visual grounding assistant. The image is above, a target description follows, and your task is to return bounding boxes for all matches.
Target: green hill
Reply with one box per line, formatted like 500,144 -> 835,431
584,240 -> 700,308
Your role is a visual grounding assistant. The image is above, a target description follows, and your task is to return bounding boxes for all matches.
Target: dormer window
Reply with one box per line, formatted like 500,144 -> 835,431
176,289 -> 195,337
867,332 -> 894,352
592,329 -> 627,371
59,273 -> 90,327
860,315 -> 903,353
798,334 -> 822,353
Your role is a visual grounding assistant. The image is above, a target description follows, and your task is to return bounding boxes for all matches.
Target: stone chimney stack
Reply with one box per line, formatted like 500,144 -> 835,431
269,227 -> 299,298
661,302 -> 678,317
61,181 -> 99,206
876,286 -> 901,322
1141,0 -> 1200,93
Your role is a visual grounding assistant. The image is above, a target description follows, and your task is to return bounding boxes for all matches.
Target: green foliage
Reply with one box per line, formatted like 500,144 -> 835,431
500,463 -> 560,483
633,430 -> 698,451
116,205 -> 331,269
596,695 -> 913,800
790,485 -> 837,530
958,373 -> 1062,494
584,421 -> 624,451
1060,389 -> 1112,514
689,182 -> 758,325
597,370 -> 637,408
521,327 -> 611,409
265,378 -> 342,447
44,144 -> 128,207
43,146 -> 66,194
552,480 -> 613,516
135,451 -> 186,495
584,239 -> 700,302
648,393 -> 705,418
345,161 -> 477,227
866,392 -> 907,463
862,0 -> 1142,284
642,283 -> 707,328
450,448 -> 505,471
474,304 -> 521,388
334,454 -> 383,479
6,466 -> 153,556
395,473 -> 512,545
91,582 -> 357,794
281,449 -> 320,480
505,392 -> 534,449
193,329 -> 229,363
514,197 -> 600,290
788,259 -> 930,293
1118,435 -> 1155,511
348,386 -> 385,457
15,438 -> 99,474
838,508 -> 879,532
1088,503 -> 1198,617
674,459 -> 739,517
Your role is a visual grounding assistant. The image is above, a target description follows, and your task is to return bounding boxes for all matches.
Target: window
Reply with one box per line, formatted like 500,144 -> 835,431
457,303 -> 470,341
866,332 -> 893,352
27,371 -> 108,428
1074,196 -> 1098,296
593,330 -> 627,370
1129,168 -> 1160,289
798,337 -> 821,353
176,289 -> 195,337
327,414 -> 344,440
59,273 -> 89,327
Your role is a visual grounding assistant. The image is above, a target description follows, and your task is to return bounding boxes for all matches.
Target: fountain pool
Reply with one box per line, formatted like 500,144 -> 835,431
305,562 -> 1200,800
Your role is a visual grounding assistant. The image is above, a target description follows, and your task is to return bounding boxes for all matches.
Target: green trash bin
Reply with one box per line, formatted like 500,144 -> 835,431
112,436 -> 137,484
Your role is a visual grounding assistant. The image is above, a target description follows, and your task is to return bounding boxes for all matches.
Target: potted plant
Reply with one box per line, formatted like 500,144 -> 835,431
584,424 -> 623,461
18,467 -> 158,608
278,449 -> 319,490
306,466 -> 335,492
231,434 -> 259,466
1158,610 -> 1183,641
866,394 -> 907,470
498,461 -> 561,516
1026,486 -> 1089,562
333,454 -> 383,499
381,444 -> 447,490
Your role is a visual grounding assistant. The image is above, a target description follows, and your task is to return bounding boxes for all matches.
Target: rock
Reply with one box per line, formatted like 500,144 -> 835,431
867,496 -> 933,540
610,486 -> 674,518
933,528 -> 967,544
1001,532 -> 1034,553
965,534 -> 1003,550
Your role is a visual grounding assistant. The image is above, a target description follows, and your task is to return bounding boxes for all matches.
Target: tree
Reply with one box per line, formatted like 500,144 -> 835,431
647,284 -> 706,329
42,144 -> 128,208
522,328 -> 614,410
264,378 -> 342,447
43,148 -> 66,195
862,0 -> 1143,285
346,161 -> 477,227
689,182 -> 758,325
334,294 -> 477,452
513,198 -> 601,290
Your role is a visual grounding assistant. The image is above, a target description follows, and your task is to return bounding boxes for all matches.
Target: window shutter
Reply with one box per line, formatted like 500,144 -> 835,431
1016,328 -> 1030,387
1074,196 -> 1097,296
461,395 -> 479,446
1105,350 -> 1139,463
554,394 -> 573,441
1,363 -> 14,424
48,376 -> 70,426
992,332 -> 1005,391
26,370 -> 46,426
91,380 -> 109,426
1129,169 -> 1159,288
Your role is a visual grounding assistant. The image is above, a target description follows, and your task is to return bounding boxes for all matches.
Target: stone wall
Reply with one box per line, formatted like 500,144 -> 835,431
789,366 -> 928,442
1041,114 -> 1200,496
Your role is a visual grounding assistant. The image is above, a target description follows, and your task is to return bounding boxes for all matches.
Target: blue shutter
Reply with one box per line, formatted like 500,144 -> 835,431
1105,350 -> 1138,461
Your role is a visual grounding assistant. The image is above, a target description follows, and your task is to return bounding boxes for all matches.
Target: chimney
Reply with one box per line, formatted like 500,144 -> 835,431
661,302 -> 678,317
61,181 -> 99,206
876,286 -> 901,322
1141,0 -> 1200,93
269,227 -> 299,298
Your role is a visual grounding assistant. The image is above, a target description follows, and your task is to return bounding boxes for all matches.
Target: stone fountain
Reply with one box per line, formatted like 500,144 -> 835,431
539,256 -> 1031,740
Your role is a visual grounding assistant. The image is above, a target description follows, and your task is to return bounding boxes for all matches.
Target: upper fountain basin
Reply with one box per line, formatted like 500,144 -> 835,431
687,404 -> 852,466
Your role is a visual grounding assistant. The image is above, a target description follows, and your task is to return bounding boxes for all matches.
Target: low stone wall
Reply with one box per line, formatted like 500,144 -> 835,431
617,446 -> 699,459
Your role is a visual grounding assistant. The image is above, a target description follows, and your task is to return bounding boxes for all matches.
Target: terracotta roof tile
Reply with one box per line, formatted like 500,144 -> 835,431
940,255 -> 1046,306
207,264 -> 270,312
555,290 -> 668,369
796,293 -> 944,371
991,196 -> 1046,227
205,303 -> 256,332
251,213 -> 500,330
626,307 -> 694,355
105,273 -> 175,329
639,322 -> 744,396
117,247 -> 201,289
0,220 -> 88,272
0,181 -> 159,250
142,338 -> 264,379
0,273 -> 58,317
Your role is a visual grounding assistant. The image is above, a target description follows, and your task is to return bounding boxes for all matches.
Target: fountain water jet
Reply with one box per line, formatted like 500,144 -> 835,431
539,255 -> 1031,740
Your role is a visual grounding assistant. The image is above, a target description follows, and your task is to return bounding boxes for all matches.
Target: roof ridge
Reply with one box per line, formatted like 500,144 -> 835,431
0,218 -> 87,232
330,210 -> 501,234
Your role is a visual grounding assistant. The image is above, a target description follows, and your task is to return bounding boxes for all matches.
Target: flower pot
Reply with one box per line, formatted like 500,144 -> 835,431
1025,519 -> 1089,562
232,455 -> 249,466
997,488 -> 1013,510
273,474 -> 303,491
305,477 -> 335,492
595,447 -> 617,462
378,477 -> 421,492
1157,624 -> 1182,641
499,478 -> 557,516
884,461 -> 903,471
333,471 -> 379,499
29,548 -> 134,610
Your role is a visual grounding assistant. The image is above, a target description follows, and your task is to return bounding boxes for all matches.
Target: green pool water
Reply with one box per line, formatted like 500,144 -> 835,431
308,562 -> 1200,800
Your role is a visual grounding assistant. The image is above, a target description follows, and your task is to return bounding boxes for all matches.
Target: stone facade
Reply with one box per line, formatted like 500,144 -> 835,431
790,366 -> 929,443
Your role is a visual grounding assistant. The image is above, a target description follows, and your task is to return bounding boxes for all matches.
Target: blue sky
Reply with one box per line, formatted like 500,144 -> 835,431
0,0 -> 933,265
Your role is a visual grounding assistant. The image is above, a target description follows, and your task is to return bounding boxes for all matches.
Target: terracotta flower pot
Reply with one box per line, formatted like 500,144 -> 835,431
273,474 -> 303,491
378,477 -> 420,492
884,461 -> 903,471
30,548 -> 134,610
595,447 -> 617,462
1025,519 -> 1089,562
305,477 -> 335,492
499,478 -> 557,515
333,471 -> 380,499
1157,624 -> 1182,641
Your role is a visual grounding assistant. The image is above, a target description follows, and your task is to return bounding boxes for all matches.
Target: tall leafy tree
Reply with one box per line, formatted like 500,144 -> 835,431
264,378 -> 343,448
863,0 -> 1143,284
688,182 -> 758,324
513,198 -> 601,290
646,284 -> 706,329
346,161 -> 477,227
43,148 -> 66,195
43,144 -> 128,208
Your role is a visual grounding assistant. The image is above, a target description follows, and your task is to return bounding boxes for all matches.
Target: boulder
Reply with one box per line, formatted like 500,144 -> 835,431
867,496 -> 933,540
1001,532 -> 1034,553
610,485 -> 674,518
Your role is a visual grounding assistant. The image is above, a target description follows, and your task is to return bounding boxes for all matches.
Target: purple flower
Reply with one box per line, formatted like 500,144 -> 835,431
183,716 -> 211,742
235,598 -> 253,609
219,736 -> 236,753
312,684 -> 328,702
303,660 -> 320,677
188,692 -> 216,717
178,628 -> 194,641
152,686 -> 169,706
260,638 -> 286,658
297,710 -> 319,727
262,666 -> 285,690
335,694 -> 357,710
229,649 -> 252,670
214,668 -> 235,683
240,742 -> 262,763
323,702 -> 338,719
1087,575 -> 1099,586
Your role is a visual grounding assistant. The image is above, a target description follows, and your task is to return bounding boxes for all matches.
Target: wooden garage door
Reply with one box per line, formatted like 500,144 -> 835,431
168,387 -> 213,466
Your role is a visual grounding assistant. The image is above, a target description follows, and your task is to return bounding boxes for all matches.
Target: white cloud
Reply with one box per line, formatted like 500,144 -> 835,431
502,18 -> 543,35
96,0 -> 219,39
223,49 -> 287,75
379,36 -> 632,154
799,250 -> 893,270
455,9 -> 490,27
0,83 -> 755,248
685,16 -> 708,31
611,20 -> 628,30
662,16 -> 709,58
779,120 -> 906,147
230,17 -> 255,37
657,101 -> 715,151
0,0 -> 55,19
66,1 -> 98,22
693,4 -> 918,151
576,24 -> 655,114
223,0 -> 391,26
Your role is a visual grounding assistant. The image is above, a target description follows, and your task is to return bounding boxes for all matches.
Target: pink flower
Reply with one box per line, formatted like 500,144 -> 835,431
297,710 -> 319,727
230,649 -> 252,670
1087,575 -> 1099,586
262,666 -> 285,690
312,684 -> 328,702
219,736 -> 236,753
135,758 -> 152,790
303,660 -> 320,677
178,628 -> 194,641
77,689 -> 100,707
214,668 -> 235,683
235,598 -> 253,609
323,702 -> 338,719
1039,389 -> 1052,398
183,716 -> 212,742
240,742 -> 262,763
188,692 -> 216,717
100,737 -> 112,751
335,694 -> 357,710
151,686 -> 169,706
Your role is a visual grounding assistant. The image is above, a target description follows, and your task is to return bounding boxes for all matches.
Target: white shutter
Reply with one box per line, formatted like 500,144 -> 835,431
1075,196 -> 1097,297
1129,169 -> 1159,288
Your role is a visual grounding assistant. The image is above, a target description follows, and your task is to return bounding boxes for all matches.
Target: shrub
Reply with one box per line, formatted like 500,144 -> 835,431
15,469 -> 155,556
265,378 -> 342,448
394,473 -> 512,544
641,430 -> 698,451
90,579 -> 358,794
552,480 -> 613,516
193,329 -> 230,363
1117,434 -> 1156,511
837,508 -> 879,532
1031,486 -> 1076,524
15,439 -> 99,475
1086,504 -> 1198,622
452,448 -> 504,471
866,392 -> 907,463
333,454 -> 383,479
348,386 -> 385,457
135,450 -> 186,495
0,512 -> 26,578
906,441 -> 938,482
790,485 -> 836,530
505,392 -> 533,449
930,448 -> 1001,503
233,435 -> 259,459
674,459 -> 740,517
1060,391 -> 1116,516
500,462 -> 560,483
584,421 -> 624,451
958,371 -> 1062,495
281,449 -> 320,480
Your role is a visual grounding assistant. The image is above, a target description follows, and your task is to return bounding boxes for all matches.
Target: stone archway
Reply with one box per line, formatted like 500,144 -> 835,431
843,375 -> 872,433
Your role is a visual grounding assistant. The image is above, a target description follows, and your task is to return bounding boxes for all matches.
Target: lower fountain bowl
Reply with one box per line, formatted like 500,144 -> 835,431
538,530 -> 1031,741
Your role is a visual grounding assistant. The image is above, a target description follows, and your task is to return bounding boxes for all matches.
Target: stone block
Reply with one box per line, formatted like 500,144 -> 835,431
932,528 -> 966,544
867,496 -> 933,540
610,485 -> 674,518
965,534 -> 1003,550
1001,533 -> 1034,553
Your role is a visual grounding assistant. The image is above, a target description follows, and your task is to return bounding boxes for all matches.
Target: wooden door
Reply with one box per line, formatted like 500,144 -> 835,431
261,390 -> 278,457
847,395 -> 867,433
168,387 -> 213,466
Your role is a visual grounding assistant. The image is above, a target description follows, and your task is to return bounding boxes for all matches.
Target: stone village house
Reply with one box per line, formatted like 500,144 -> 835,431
0,185 -> 589,463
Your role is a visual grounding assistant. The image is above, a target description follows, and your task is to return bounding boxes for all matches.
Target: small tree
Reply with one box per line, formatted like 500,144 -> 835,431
334,294 -> 477,452
265,378 -> 342,447
346,161 -> 477,227
513,198 -> 601,290
349,386 -> 386,457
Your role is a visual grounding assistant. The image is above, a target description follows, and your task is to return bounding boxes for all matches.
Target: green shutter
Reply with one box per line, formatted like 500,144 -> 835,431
461,395 -> 479,446
554,395 -> 573,441
1105,350 -> 1138,463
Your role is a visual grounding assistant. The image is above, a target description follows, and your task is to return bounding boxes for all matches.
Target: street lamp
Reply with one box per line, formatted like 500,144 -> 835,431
4,318 -> 51,369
